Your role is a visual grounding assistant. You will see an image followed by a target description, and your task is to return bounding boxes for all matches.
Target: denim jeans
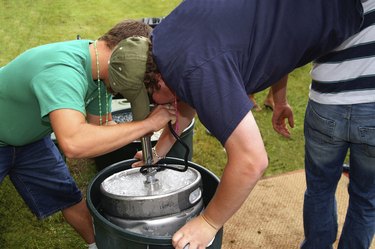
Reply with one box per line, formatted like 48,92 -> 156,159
0,136 -> 82,219
301,100 -> 375,249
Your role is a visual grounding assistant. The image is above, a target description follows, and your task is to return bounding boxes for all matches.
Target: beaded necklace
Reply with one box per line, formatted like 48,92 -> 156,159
93,40 -> 109,125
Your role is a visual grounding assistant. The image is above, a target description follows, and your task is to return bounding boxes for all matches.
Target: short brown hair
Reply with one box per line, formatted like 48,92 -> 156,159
99,19 -> 152,49
143,42 -> 161,95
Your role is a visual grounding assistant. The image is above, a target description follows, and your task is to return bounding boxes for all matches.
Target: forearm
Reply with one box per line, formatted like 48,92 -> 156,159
51,109 -> 164,159
58,120 -> 155,158
271,74 -> 288,106
154,114 -> 192,157
202,111 -> 268,228
203,160 -> 265,228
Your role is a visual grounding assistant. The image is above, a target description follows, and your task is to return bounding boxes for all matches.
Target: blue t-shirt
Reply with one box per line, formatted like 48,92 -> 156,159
152,0 -> 363,145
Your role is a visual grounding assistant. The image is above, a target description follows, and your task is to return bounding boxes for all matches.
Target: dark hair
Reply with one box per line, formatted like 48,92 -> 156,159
143,42 -> 161,94
99,19 -> 152,49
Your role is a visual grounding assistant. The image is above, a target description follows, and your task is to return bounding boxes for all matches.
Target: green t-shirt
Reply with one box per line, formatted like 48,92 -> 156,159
0,40 -> 111,146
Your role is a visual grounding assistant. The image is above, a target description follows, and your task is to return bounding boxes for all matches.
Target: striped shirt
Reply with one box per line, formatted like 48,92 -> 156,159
309,0 -> 375,105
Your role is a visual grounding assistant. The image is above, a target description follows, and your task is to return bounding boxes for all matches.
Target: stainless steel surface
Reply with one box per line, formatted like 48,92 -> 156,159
105,199 -> 204,237
141,136 -> 153,165
141,136 -> 159,189
100,166 -> 202,219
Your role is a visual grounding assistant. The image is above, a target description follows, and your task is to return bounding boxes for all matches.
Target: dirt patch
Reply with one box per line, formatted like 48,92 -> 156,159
221,170 -> 374,249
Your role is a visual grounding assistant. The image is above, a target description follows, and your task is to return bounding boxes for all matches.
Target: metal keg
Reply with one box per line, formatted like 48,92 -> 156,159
100,165 -> 203,237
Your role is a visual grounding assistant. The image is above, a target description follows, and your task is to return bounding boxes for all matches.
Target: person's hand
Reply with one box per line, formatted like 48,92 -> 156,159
132,150 -> 144,167
131,104 -> 174,167
172,214 -> 219,249
132,147 -> 164,167
272,103 -> 294,138
146,104 -> 176,132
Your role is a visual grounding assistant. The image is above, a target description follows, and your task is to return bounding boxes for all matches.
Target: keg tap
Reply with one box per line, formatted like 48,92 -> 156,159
129,102 -> 160,191
130,102 -> 190,190
140,134 -> 160,190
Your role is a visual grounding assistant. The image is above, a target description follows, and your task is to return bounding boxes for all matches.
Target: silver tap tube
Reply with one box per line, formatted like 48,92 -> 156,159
141,135 -> 159,190
141,136 -> 153,165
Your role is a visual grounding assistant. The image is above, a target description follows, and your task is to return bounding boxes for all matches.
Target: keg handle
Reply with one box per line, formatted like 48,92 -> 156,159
140,121 -> 190,173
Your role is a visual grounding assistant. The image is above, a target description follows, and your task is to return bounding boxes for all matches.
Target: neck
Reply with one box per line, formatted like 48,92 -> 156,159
90,40 -> 110,84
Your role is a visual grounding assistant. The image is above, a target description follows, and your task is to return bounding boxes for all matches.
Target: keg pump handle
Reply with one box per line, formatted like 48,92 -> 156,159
167,121 -> 190,171
140,121 -> 190,173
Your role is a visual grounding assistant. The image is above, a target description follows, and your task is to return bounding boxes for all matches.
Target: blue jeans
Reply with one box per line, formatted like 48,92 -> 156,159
301,100 -> 375,249
0,136 -> 82,219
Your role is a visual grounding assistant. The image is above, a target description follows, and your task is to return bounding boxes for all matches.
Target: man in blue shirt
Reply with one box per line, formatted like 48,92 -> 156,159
123,0 -> 365,248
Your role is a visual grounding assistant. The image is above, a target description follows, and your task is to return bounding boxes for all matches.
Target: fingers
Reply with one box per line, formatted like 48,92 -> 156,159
157,104 -> 177,121
273,122 -> 291,138
151,104 -> 175,113
131,161 -> 143,168
272,107 -> 293,138
170,115 -> 176,125
147,104 -> 177,130
162,103 -> 175,111
172,215 -> 218,249
172,231 -> 190,249
279,128 -> 291,138
131,151 -> 144,167
288,115 -> 295,128
161,104 -> 176,124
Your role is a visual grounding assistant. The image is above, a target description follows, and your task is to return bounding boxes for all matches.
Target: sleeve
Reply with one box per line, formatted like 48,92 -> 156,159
31,67 -> 87,123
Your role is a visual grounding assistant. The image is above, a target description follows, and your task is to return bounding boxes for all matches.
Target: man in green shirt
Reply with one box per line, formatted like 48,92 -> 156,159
0,20 -> 175,248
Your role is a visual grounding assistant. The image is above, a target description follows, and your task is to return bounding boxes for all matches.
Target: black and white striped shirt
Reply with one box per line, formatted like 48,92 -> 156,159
309,0 -> 375,104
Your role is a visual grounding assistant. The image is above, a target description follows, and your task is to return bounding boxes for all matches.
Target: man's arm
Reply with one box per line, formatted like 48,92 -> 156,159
49,105 -> 175,158
172,110 -> 268,248
271,74 -> 294,138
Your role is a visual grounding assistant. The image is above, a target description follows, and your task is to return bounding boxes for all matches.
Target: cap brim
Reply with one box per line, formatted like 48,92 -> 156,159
123,87 -> 150,121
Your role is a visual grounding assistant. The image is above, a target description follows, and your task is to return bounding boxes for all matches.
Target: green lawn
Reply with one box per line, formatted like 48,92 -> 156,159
0,0 -> 312,248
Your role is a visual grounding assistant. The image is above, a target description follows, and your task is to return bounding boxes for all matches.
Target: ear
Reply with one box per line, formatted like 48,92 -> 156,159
158,80 -> 164,88
157,76 -> 167,89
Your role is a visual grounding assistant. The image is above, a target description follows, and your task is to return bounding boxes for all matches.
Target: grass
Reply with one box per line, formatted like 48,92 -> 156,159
193,65 -> 311,177
0,0 -> 312,248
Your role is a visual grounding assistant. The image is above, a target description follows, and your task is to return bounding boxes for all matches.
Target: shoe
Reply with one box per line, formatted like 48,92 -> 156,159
263,100 -> 274,111
252,103 -> 262,112
206,129 -> 213,136
343,163 -> 350,173
249,95 -> 262,111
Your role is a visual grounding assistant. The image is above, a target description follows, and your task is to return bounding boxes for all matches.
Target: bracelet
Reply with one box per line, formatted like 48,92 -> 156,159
200,213 -> 220,231
152,147 -> 165,161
